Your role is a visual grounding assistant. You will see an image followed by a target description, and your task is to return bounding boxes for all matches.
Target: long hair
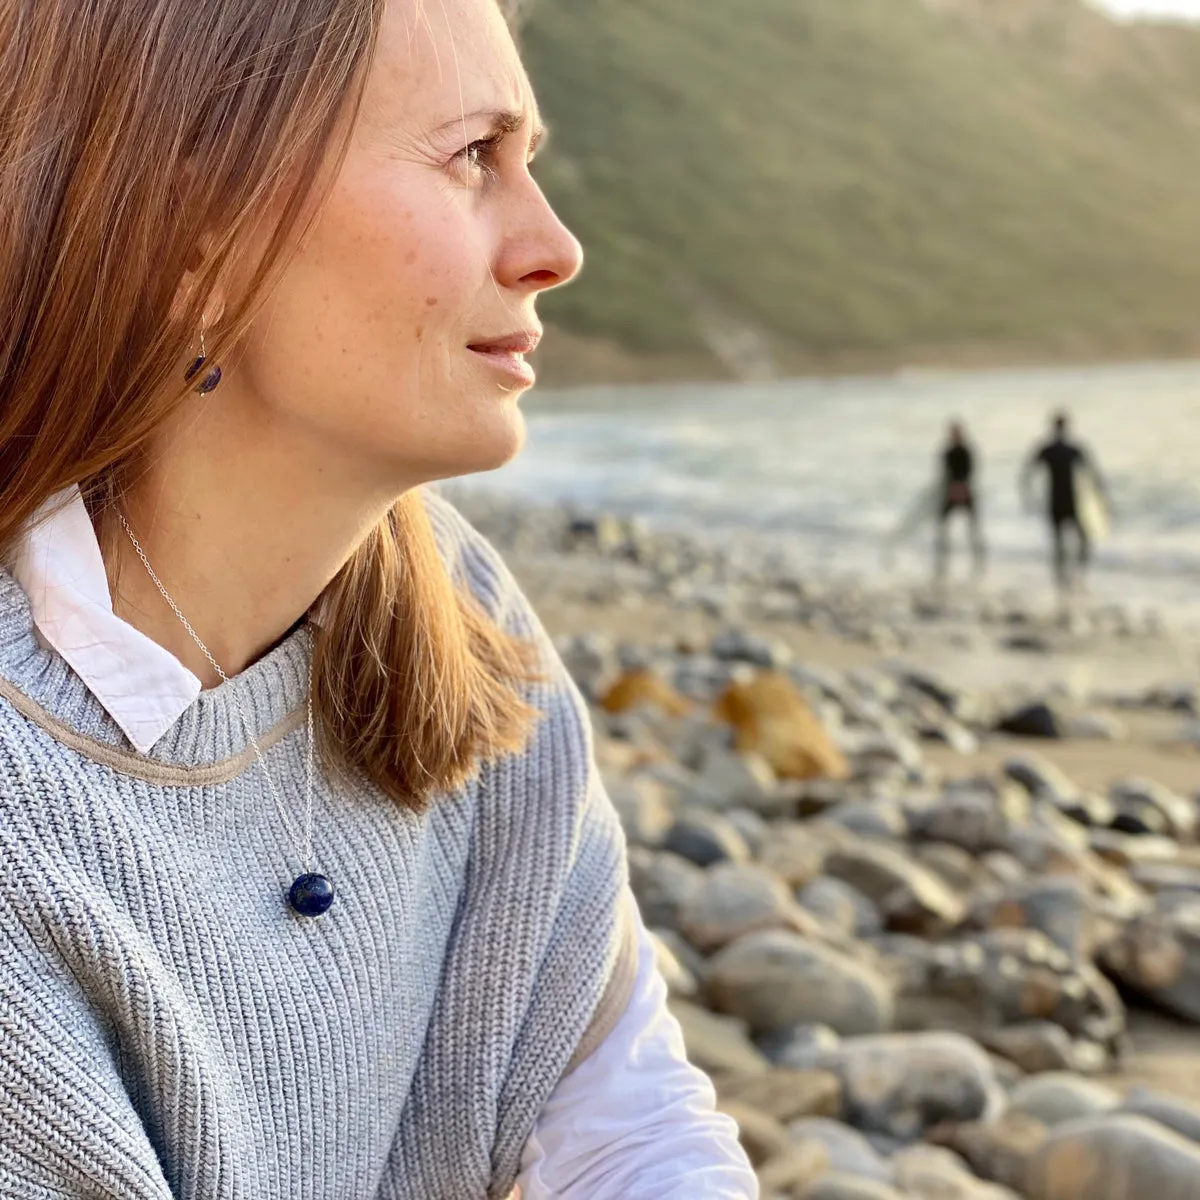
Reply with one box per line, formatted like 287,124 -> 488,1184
0,0 -> 538,808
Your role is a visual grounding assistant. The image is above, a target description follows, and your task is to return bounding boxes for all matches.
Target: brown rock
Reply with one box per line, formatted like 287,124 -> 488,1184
714,671 -> 849,781
716,1099 -> 789,1167
891,1143 -> 1021,1199
717,1068 -> 843,1122
667,997 -> 769,1077
759,821 -> 828,888
931,1112 -> 1049,1190
799,1175 -> 902,1200
1026,1113 -> 1200,1200
600,669 -> 691,716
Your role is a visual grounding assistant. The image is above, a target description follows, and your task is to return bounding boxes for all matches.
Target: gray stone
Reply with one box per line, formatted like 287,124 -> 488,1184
663,808 -> 751,868
759,821 -> 828,888
1007,1073 -> 1119,1127
705,929 -> 895,1037
724,806 -> 768,856
787,1117 -> 892,1184
891,1144 -> 1021,1199
1119,1086 -> 1200,1144
932,1112 -> 1050,1191
983,1022 -> 1083,1075
997,702 -> 1063,739
798,876 -> 883,938
1102,907 -> 1200,1023
817,1031 -> 1003,1140
1026,1114 -> 1200,1200
914,842 -> 980,894
758,1022 -> 842,1070
690,743 -> 778,811
628,847 -> 705,929
821,799 -> 908,843
977,876 -> 1099,962
680,862 -> 821,953
1004,755 -> 1079,803
825,840 -> 967,937
800,1176 -> 902,1200
1111,777 -> 1197,843
717,1067 -> 843,1123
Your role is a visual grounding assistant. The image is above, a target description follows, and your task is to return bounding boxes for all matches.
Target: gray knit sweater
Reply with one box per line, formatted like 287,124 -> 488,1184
0,493 -> 636,1200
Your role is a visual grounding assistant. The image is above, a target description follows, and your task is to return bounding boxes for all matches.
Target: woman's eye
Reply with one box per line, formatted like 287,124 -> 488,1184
457,136 -> 502,182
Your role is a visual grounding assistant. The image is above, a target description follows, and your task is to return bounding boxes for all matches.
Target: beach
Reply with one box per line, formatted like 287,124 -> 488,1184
449,481 -> 1200,1197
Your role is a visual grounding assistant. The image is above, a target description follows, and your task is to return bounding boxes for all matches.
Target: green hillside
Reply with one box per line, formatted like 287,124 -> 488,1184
519,0 -> 1200,380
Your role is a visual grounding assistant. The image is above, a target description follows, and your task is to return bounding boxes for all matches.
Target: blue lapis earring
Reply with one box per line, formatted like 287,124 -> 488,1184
184,326 -> 222,394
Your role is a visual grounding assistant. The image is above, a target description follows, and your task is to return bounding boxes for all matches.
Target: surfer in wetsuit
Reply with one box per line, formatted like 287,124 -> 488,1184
1020,411 -> 1109,592
935,421 -> 985,581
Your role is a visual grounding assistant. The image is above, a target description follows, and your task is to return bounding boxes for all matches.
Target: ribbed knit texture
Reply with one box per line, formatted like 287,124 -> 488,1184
0,492 -> 629,1200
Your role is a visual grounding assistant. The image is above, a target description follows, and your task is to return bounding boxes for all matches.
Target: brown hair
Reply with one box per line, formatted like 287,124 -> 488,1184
0,0 -> 537,807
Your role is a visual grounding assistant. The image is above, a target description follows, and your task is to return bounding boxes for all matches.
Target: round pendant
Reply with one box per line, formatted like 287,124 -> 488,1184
288,872 -> 334,917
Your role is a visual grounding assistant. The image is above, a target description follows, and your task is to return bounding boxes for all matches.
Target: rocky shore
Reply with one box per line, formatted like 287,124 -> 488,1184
450,488 -> 1200,1200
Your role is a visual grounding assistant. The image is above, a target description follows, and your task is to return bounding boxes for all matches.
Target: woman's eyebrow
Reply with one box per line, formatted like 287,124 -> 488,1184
433,109 -> 547,150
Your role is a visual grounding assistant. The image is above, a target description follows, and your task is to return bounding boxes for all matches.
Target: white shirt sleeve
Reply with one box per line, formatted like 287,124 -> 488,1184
514,907 -> 760,1199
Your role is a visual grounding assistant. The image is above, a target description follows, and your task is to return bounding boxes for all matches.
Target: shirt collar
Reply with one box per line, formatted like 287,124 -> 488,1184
9,485 -> 202,753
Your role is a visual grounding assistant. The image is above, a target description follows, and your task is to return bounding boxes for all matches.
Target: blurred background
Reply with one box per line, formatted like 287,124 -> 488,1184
451,3 -> 1200,1196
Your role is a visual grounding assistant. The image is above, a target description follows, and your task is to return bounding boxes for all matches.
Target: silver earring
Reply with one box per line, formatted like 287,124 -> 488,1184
184,326 -> 222,394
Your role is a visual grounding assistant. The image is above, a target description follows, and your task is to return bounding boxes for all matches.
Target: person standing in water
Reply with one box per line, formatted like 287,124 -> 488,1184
1020,410 -> 1110,592
935,421 -> 986,581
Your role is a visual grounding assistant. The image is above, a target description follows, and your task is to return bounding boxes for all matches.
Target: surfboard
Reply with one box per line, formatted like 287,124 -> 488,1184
1075,468 -> 1111,543
885,482 -> 940,549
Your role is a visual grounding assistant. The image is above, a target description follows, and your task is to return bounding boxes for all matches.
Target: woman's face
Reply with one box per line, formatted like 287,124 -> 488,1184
233,0 -> 582,487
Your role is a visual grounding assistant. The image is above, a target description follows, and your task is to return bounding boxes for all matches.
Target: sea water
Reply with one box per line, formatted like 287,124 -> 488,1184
462,359 -> 1200,623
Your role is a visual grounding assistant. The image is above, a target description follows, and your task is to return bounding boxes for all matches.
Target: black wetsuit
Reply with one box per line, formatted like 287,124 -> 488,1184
1032,437 -> 1092,588
936,443 -> 984,578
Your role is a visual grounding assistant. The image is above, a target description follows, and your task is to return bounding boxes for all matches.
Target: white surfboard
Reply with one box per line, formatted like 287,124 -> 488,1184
1075,468 -> 1111,543
885,482 -> 940,549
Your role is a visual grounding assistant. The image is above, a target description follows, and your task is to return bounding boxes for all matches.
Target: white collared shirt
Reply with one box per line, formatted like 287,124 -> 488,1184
8,486 -> 757,1200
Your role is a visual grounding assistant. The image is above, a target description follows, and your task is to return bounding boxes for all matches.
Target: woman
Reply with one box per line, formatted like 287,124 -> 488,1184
0,0 -> 757,1196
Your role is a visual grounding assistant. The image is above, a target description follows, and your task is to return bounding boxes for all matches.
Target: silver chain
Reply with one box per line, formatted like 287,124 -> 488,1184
118,513 -> 314,874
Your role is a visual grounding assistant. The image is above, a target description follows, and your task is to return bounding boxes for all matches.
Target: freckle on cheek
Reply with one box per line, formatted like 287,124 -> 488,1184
405,250 -> 417,265
414,325 -> 425,341
425,297 -> 438,308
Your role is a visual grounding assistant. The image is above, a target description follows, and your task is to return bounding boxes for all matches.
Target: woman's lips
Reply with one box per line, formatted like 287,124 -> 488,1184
467,331 -> 541,387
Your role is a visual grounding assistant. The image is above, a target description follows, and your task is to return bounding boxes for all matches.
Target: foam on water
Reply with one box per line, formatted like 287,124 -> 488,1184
461,359 -> 1200,621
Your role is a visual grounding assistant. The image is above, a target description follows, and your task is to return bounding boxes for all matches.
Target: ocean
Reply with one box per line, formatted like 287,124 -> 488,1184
460,359 -> 1200,623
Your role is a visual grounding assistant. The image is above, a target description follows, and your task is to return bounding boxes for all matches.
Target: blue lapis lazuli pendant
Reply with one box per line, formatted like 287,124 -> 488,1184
288,872 -> 335,917
184,352 -> 222,395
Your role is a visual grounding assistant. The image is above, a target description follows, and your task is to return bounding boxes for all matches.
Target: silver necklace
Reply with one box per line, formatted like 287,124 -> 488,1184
119,513 -> 335,918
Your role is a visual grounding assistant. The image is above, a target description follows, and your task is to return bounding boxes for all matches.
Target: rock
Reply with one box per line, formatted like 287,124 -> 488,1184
649,929 -> 699,999
663,808 -> 751,868
1110,778 -> 1197,843
725,806 -> 769,856
982,1022 -> 1086,1075
628,847 -> 706,929
787,1117 -> 892,1183
1065,712 -> 1127,741
1119,1086 -> 1200,1144
1004,755 -> 1079,803
607,775 -> 676,848
1088,830 -> 1180,869
717,1068 -> 843,1122
757,1141 -> 831,1197
714,671 -> 850,781
600,668 -> 692,716
821,800 -> 908,843
758,1023 -> 842,1070
712,627 -> 793,669
1102,907 -> 1200,1023
915,843 -> 982,894
931,1111 -> 1049,1191
680,863 -> 822,953
555,632 -> 618,701
691,743 -> 779,811
667,998 -> 770,1077
825,841 -> 967,937
1026,1114 -> 1200,1200
760,822 -> 828,888
798,1174 -> 902,1200
716,1098 -> 789,1166
706,930 -> 895,1037
891,1144 -> 1021,1199
817,1032 -> 1003,1140
996,702 -> 1063,739
979,877 -> 1099,962
913,781 -> 1030,854
1130,863 -> 1200,896
1006,1073 -> 1119,1127
798,877 -> 884,938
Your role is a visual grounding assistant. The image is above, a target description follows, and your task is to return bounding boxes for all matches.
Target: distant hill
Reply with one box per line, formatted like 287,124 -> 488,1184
519,0 -> 1200,382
